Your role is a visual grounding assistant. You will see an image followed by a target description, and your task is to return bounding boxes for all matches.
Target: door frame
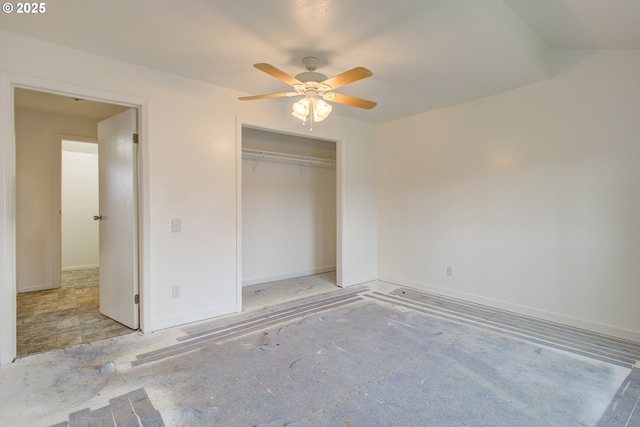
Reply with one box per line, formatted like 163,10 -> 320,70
54,135 -> 99,288
0,73 -> 150,365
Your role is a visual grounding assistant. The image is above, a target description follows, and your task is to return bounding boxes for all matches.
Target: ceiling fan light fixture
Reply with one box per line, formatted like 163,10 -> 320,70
292,98 -> 310,120
240,57 -> 375,130
291,97 -> 332,126
313,99 -> 332,122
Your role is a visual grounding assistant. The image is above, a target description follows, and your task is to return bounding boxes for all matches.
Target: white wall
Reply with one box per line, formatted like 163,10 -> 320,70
242,128 -> 336,285
0,31 -> 378,363
14,108 -> 97,292
61,141 -> 99,271
378,50 -> 640,341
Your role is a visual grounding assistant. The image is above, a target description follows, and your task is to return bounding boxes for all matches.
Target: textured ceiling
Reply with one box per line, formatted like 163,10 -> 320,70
2,0 -> 639,123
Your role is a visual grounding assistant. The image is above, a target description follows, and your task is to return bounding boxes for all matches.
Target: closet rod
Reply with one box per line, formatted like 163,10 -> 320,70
242,148 -> 336,168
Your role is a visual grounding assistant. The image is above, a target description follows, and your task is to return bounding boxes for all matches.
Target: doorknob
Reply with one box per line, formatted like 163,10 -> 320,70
93,215 -> 103,221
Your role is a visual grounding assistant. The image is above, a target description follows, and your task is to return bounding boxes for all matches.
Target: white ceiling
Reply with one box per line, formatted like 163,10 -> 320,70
2,0 -> 639,124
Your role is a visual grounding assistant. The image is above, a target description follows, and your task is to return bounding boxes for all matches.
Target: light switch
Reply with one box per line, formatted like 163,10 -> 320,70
171,218 -> 182,232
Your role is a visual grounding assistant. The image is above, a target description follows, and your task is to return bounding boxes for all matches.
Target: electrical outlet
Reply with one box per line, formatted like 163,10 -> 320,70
172,286 -> 181,298
446,266 -> 453,277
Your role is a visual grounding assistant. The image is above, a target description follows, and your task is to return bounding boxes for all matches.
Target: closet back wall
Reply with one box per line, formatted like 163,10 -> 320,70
242,128 -> 336,286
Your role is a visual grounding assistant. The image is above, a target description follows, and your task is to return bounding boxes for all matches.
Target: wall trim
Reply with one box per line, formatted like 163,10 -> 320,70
0,75 -> 17,364
0,71 -> 150,365
61,264 -> 100,271
54,134 -> 98,288
17,283 -> 57,293
235,117 -> 243,313
379,276 -> 640,344
148,304 -> 237,332
242,266 -> 337,287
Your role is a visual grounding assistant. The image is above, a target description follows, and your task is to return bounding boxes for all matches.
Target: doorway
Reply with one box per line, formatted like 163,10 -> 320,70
61,139 -> 99,276
14,89 -> 138,356
240,126 -> 339,311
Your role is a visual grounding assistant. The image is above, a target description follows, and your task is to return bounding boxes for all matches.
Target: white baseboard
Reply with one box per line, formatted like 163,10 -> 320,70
242,266 -> 336,287
379,276 -> 640,343
148,304 -> 237,332
62,264 -> 99,271
18,282 -> 58,293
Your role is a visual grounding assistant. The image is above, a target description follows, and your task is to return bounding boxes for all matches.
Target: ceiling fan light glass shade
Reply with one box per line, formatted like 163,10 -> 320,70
313,100 -> 332,122
291,111 -> 307,121
291,97 -> 332,124
292,98 -> 310,120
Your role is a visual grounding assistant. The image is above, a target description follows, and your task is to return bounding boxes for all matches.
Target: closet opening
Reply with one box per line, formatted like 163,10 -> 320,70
240,126 -> 338,311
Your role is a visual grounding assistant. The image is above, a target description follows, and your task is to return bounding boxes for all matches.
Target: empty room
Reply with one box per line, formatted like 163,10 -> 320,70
0,1 -> 639,426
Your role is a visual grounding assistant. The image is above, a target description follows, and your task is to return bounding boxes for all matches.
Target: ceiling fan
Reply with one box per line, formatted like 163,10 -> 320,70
239,57 -> 376,129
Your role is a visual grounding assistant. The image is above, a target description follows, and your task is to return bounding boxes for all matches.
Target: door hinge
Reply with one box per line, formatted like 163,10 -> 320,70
133,133 -> 139,144
134,294 -> 140,304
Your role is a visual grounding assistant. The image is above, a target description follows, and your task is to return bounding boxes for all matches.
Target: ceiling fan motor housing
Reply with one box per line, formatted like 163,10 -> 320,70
294,58 -> 332,96
302,56 -> 320,71
295,71 -> 328,84
296,56 -> 329,86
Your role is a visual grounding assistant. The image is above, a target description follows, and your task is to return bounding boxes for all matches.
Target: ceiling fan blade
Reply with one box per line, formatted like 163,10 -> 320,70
321,67 -> 372,90
254,63 -> 302,86
238,92 -> 298,101
328,93 -> 377,110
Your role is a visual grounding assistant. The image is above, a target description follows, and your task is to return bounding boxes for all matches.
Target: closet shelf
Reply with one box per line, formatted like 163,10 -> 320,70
242,148 -> 336,169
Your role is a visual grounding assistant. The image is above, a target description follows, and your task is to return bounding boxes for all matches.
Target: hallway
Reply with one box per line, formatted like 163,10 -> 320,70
16,268 -> 134,356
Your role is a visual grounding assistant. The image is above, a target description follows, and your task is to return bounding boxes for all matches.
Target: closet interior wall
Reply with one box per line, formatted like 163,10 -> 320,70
241,127 -> 337,286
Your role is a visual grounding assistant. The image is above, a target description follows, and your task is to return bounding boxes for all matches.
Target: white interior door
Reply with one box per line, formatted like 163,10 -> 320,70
97,109 -> 139,329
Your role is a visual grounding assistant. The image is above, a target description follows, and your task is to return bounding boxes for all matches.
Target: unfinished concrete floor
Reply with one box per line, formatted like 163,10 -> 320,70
1,278 -> 639,426
242,271 -> 338,311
